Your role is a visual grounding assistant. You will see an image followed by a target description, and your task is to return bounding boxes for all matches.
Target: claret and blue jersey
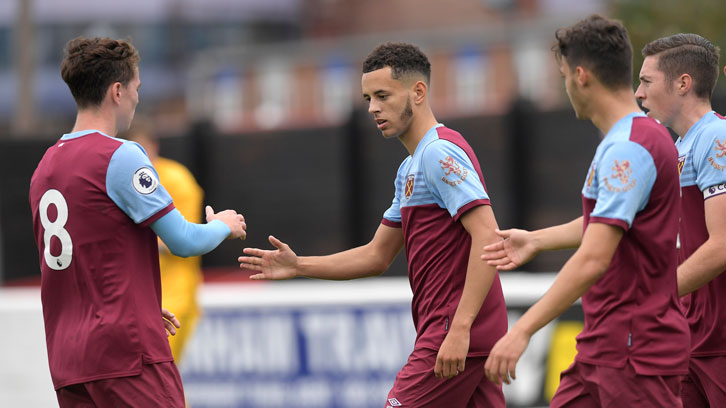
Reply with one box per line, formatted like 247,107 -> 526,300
675,111 -> 726,357
383,124 -> 490,223
577,112 -> 689,375
382,124 -> 507,356
582,113 -> 658,230
29,130 -> 178,389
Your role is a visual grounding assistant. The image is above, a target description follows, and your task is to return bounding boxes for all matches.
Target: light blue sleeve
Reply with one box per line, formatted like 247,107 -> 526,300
150,209 -> 231,257
421,139 -> 489,218
106,141 -> 173,224
693,128 -> 726,194
590,141 -> 656,228
382,160 -> 406,224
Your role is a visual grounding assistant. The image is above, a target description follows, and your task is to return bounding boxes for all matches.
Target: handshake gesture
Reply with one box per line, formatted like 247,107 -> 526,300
205,205 -> 247,240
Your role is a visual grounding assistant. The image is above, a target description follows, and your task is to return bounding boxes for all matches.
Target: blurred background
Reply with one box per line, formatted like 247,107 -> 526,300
1,0 -> 725,407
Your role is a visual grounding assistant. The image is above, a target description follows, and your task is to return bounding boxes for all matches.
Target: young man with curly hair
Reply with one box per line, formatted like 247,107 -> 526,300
482,15 -> 689,406
240,42 -> 508,407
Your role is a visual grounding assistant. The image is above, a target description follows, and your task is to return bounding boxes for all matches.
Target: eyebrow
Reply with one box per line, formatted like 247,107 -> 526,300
363,89 -> 388,97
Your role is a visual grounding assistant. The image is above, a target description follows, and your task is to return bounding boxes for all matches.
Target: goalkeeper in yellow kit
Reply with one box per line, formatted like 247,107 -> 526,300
123,123 -> 203,363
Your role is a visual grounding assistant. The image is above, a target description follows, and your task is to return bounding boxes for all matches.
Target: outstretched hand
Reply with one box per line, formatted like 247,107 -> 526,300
481,228 -> 537,271
239,235 -> 298,280
206,205 -> 247,240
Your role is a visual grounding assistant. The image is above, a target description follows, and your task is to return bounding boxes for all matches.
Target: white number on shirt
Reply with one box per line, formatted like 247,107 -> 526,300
39,189 -> 73,270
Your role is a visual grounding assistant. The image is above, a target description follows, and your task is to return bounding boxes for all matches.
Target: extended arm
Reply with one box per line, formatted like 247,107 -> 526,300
434,205 -> 501,379
151,205 -> 246,258
678,194 -> 726,296
239,223 -> 404,280
484,222 -> 622,384
482,216 -> 583,270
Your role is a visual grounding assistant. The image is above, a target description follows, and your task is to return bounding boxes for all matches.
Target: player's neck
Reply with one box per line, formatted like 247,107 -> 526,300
71,108 -> 118,137
399,110 -> 438,156
671,98 -> 712,138
589,88 -> 642,136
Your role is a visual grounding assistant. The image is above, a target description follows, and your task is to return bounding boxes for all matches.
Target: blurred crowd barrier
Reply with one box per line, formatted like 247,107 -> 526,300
0,273 -> 581,408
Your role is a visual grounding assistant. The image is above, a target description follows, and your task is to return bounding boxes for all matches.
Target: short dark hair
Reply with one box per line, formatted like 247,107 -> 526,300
642,34 -> 720,99
554,14 -> 633,90
60,37 -> 140,108
362,42 -> 431,84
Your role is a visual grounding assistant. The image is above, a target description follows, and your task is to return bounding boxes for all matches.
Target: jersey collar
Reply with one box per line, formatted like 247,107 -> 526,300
60,129 -> 112,140
412,123 -> 445,157
602,112 -> 645,143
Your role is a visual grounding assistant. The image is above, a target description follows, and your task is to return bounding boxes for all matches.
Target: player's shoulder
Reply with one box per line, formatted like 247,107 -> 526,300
629,115 -> 671,141
106,140 -> 157,187
624,116 -> 676,156
698,112 -> 726,138
432,125 -> 465,141
599,138 -> 652,164
689,115 -> 726,163
419,139 -> 462,172
431,126 -> 474,151
110,139 -> 154,163
705,110 -> 726,124
420,130 -> 467,158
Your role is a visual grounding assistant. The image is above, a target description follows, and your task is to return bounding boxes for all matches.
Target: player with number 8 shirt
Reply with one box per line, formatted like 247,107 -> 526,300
29,37 -> 246,407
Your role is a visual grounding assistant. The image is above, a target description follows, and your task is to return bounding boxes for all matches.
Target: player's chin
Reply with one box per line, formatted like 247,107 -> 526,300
380,128 -> 399,139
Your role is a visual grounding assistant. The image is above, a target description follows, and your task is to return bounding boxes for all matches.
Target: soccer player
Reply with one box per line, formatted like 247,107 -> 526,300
239,42 -> 508,407
29,37 -> 246,407
124,123 -> 204,364
481,15 -> 690,406
634,33 -> 726,407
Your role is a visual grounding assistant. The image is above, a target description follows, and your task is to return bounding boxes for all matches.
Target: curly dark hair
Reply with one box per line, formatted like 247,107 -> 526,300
553,15 -> 632,90
362,42 -> 431,84
642,34 -> 720,99
60,37 -> 140,108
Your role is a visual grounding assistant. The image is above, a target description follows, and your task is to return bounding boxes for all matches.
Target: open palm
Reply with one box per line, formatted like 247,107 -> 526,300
239,235 -> 299,280
481,229 -> 537,270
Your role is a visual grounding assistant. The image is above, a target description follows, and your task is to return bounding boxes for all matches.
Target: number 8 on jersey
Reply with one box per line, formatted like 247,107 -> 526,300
39,189 -> 73,270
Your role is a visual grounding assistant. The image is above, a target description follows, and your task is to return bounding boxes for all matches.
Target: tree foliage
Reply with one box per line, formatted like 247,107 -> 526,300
612,0 -> 726,91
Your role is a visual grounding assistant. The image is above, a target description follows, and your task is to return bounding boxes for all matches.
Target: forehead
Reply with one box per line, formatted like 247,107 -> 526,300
640,55 -> 662,75
361,66 -> 404,93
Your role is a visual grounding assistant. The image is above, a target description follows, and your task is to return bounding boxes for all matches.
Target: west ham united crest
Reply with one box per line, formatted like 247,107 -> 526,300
405,174 -> 415,199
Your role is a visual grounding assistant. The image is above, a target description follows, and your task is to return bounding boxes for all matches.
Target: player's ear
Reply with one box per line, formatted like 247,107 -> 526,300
574,66 -> 588,87
676,73 -> 692,96
108,82 -> 123,104
412,80 -> 427,105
